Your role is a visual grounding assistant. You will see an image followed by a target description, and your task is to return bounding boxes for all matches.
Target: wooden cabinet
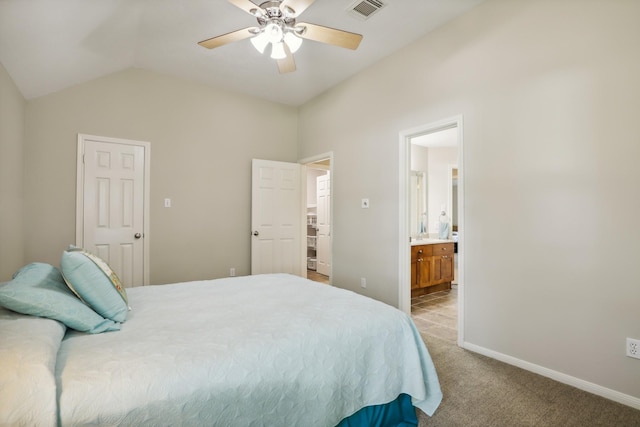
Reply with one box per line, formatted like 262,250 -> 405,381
411,242 -> 454,296
411,245 -> 432,290
430,243 -> 454,285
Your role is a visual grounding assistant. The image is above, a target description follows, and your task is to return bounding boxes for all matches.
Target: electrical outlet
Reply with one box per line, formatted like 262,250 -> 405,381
229,268 -> 236,277
360,278 -> 366,288
627,338 -> 640,359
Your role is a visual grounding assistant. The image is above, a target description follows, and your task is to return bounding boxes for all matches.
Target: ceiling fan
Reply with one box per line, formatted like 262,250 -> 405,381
198,0 -> 363,74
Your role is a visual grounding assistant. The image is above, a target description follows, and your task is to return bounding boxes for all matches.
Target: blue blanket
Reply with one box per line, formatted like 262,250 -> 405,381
53,274 -> 441,426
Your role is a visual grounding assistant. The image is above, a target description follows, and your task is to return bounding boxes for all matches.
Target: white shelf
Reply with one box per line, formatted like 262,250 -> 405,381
307,236 -> 317,249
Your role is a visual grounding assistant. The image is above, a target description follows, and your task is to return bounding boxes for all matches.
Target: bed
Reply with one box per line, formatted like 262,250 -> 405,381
0,258 -> 442,426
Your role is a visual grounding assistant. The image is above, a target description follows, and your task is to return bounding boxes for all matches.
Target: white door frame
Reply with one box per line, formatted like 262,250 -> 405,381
75,134 -> 151,285
299,152 -> 334,284
399,116 -> 464,347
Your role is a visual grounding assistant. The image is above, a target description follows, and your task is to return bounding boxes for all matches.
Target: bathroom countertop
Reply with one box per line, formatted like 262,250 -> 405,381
411,238 -> 454,246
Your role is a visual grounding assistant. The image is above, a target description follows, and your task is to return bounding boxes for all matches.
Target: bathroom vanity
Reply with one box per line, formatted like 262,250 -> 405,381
411,240 -> 455,297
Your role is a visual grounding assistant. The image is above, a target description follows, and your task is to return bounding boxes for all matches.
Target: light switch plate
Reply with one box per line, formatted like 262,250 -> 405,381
361,198 -> 370,208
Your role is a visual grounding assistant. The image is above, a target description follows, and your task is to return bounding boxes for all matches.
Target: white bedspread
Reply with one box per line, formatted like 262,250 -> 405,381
56,274 -> 442,426
0,306 -> 66,427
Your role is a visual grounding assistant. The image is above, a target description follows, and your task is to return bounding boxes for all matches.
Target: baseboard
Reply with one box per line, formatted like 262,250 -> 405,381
462,341 -> 640,411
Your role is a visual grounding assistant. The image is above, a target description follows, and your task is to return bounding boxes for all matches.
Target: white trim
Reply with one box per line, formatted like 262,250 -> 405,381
398,135 -> 411,312
299,152 -> 334,285
463,342 -> 640,410
454,122 -> 464,348
399,116 -> 464,348
76,134 -> 151,286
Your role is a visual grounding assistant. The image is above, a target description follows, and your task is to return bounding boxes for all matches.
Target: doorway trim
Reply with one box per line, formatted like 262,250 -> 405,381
398,116 -> 464,347
75,134 -> 151,285
299,151 -> 334,284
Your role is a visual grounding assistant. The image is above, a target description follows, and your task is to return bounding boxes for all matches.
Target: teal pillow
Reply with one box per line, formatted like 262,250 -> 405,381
61,247 -> 129,323
0,263 -> 120,333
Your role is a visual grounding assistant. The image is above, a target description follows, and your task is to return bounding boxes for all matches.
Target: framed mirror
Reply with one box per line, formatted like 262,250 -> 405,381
410,171 -> 427,239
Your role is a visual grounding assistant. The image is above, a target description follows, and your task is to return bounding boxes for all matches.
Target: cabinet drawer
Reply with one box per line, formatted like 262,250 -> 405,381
431,243 -> 454,256
411,245 -> 433,260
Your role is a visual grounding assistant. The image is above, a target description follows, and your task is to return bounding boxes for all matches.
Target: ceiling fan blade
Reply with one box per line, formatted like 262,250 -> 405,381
280,0 -> 316,17
297,23 -> 363,50
228,0 -> 262,16
277,43 -> 296,73
198,27 -> 255,49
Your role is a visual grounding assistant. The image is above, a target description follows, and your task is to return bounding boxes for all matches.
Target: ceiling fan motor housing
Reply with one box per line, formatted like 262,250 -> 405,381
255,1 -> 305,39
257,2 -> 295,26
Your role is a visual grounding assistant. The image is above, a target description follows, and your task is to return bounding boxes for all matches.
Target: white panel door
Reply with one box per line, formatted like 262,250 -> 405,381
316,172 -> 331,276
251,159 -> 302,275
81,138 -> 146,287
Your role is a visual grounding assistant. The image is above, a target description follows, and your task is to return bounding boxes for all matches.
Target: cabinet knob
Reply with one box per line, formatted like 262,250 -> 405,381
442,255 -> 448,259
418,249 -> 423,254
418,258 -> 423,262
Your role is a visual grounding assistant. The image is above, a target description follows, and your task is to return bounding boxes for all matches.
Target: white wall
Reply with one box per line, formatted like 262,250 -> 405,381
24,68 -> 298,284
0,62 -> 25,280
306,168 -> 326,203
410,144 -> 428,172
299,0 -> 640,403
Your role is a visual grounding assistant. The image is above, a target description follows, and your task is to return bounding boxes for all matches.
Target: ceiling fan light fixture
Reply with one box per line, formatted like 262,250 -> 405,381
250,31 -> 270,53
265,21 -> 284,44
270,41 -> 287,59
284,32 -> 302,53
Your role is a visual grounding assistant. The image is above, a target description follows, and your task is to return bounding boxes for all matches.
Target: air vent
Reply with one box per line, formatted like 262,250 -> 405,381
348,0 -> 385,21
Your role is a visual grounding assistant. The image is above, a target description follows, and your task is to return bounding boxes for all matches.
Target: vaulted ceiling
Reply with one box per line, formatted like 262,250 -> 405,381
0,0 -> 483,106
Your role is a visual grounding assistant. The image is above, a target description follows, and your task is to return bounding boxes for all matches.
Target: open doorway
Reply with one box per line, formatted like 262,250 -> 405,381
302,155 -> 332,285
409,127 -> 459,343
399,116 -> 464,347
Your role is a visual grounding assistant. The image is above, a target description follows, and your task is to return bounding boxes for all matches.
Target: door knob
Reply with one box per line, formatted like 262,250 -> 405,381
253,231 -> 259,236
134,233 -> 142,239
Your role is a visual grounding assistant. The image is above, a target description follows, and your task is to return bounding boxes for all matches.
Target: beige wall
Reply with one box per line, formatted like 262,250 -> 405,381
0,62 -> 25,280
299,0 -> 640,402
24,68 -> 298,284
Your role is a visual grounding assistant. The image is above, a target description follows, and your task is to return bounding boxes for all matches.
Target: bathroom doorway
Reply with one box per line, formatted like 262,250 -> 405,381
399,116 -> 464,346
